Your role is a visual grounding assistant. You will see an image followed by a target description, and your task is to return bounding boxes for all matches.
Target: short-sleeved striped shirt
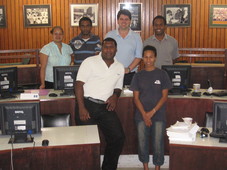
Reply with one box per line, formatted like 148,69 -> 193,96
69,33 -> 101,64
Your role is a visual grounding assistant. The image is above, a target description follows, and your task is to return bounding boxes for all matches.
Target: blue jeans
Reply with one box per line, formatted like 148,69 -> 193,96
136,120 -> 165,166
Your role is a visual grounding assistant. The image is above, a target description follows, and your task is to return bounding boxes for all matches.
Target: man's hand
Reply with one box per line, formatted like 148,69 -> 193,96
79,107 -> 91,121
106,95 -> 118,111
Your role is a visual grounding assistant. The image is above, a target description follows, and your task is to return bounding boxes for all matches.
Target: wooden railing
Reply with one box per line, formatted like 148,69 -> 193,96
0,49 -> 40,66
0,49 -> 40,87
177,48 -> 227,64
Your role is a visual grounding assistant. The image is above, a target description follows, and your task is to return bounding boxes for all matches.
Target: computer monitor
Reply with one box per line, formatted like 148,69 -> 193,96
210,101 -> 227,138
0,102 -> 41,143
162,65 -> 191,94
53,65 -> 79,96
0,67 -> 18,95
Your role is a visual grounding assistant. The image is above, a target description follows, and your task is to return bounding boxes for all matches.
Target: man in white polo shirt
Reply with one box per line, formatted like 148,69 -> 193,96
75,37 -> 125,170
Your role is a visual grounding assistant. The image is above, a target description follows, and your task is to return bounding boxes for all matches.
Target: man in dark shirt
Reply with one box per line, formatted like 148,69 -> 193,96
69,17 -> 101,65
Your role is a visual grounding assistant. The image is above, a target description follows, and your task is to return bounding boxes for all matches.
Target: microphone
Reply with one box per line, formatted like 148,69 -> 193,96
207,79 -> 213,93
207,79 -> 212,88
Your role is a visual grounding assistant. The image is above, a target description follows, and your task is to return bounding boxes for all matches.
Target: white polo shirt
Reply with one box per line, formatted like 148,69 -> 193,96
76,53 -> 124,101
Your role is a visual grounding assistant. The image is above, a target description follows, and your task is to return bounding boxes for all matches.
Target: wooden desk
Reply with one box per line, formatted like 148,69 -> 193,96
169,134 -> 227,170
1,89 -> 227,155
0,125 -> 100,170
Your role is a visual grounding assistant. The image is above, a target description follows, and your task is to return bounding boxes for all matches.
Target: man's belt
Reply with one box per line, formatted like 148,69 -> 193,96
85,97 -> 106,104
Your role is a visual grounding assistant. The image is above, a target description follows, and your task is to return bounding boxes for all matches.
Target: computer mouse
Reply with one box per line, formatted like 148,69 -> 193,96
201,127 -> 210,133
42,139 -> 49,146
48,93 -> 58,97
200,127 -> 210,138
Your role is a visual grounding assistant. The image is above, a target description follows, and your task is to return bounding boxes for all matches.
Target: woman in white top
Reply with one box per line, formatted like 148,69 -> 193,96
39,26 -> 74,89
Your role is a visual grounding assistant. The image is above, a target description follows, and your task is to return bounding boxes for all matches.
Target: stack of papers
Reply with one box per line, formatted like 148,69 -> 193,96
166,121 -> 199,142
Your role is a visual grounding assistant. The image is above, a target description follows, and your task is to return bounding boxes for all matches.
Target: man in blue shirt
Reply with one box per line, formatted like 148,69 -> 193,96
105,9 -> 143,86
69,17 -> 101,65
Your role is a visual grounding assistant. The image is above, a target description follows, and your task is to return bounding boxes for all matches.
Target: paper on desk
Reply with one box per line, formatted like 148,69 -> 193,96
169,135 -> 196,142
166,123 -> 199,142
24,89 -> 50,96
167,122 -> 199,133
170,121 -> 190,130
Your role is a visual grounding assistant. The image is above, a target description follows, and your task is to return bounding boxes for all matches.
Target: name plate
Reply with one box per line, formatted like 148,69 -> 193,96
20,93 -> 39,100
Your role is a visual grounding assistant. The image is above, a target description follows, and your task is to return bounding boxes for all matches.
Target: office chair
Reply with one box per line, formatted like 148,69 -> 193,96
41,113 -> 71,128
204,112 -> 213,128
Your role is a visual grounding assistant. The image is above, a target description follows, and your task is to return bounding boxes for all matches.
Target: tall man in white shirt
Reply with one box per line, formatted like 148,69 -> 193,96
75,37 -> 125,170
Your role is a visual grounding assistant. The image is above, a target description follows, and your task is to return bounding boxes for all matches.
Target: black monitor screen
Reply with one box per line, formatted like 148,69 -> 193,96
0,102 -> 41,143
0,67 -> 18,94
162,65 -> 191,91
212,102 -> 227,135
53,65 -> 79,96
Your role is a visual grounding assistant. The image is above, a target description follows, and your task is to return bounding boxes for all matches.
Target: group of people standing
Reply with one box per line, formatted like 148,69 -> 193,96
39,9 -> 179,170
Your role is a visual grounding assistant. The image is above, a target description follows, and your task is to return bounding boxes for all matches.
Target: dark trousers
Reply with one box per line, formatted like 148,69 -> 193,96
45,81 -> 54,89
75,99 -> 125,170
123,72 -> 135,86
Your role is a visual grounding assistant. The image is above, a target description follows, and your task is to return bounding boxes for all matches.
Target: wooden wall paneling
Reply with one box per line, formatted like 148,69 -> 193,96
91,1 -> 98,37
1,1 -> 7,50
144,1 -> 153,40
25,0 -> 31,49
196,0 -> 201,47
19,0 -> 24,49
216,0 -> 221,47
102,0 -> 107,39
112,0 -> 117,33
204,0 -> 209,48
149,0 -> 155,37
51,0 -> 56,32
1,0 -> 227,52
56,0 -> 61,26
97,0 -> 102,40
106,0 -> 112,35
191,0 -> 196,48
60,0 -> 65,29
64,0 -> 69,44
199,0 -> 205,48
7,0 -> 12,50
68,0 -> 73,44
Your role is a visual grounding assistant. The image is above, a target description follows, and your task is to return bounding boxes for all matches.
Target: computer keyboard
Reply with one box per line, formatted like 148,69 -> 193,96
168,88 -> 188,95
0,93 -> 16,99
212,90 -> 227,97
210,131 -> 227,138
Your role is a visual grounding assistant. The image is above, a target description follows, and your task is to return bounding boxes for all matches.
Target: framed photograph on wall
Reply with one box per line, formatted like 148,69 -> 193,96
23,5 -> 52,28
163,4 -> 191,27
70,4 -> 98,26
209,5 -> 227,28
119,3 -> 142,32
0,6 -> 6,28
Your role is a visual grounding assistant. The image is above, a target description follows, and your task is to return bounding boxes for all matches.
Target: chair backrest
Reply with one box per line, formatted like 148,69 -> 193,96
41,113 -> 71,128
204,112 -> 213,128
